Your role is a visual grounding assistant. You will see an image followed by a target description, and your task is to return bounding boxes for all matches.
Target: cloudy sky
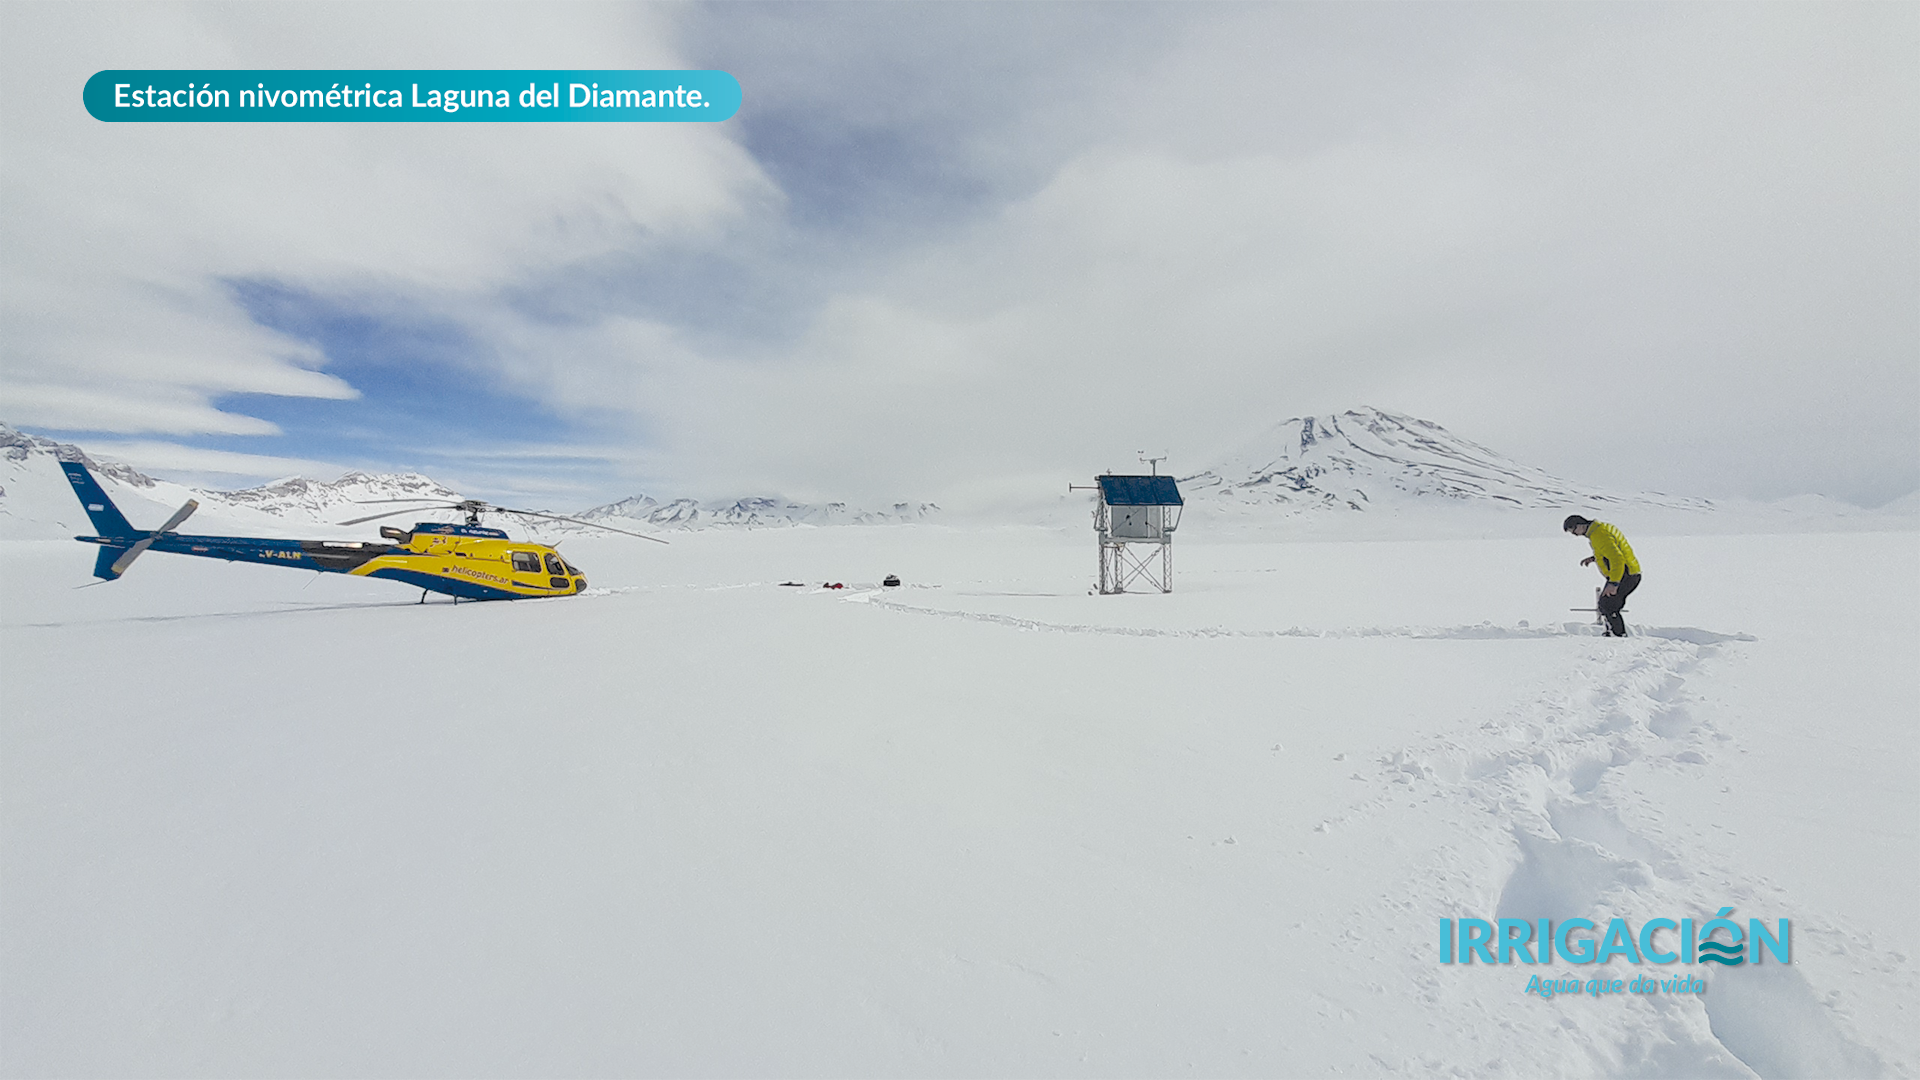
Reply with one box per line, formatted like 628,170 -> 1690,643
2,2 -> 1914,511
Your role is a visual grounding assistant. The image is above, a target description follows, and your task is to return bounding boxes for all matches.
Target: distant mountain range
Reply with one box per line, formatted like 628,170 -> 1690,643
0,423 -> 937,537
203,470 -> 942,531
572,493 -> 941,531
215,472 -> 467,520
4,413 -> 1905,541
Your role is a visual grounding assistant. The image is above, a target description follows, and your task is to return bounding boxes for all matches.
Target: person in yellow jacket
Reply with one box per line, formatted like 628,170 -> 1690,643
1564,515 -> 1641,636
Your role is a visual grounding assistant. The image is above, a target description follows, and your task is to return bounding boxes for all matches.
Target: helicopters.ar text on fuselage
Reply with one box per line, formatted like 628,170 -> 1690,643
60,460 -> 663,601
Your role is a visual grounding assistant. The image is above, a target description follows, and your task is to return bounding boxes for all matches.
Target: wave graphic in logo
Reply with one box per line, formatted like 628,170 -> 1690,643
1699,906 -> 1748,965
1698,939 -> 1745,965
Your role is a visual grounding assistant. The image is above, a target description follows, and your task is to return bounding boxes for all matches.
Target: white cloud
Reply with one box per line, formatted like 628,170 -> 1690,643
81,440 -> 348,485
0,2 -> 776,436
3,3 -> 1913,509
568,4 -> 1919,508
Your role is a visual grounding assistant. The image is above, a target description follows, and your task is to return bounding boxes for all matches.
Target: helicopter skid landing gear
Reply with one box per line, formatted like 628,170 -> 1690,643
419,589 -> 428,604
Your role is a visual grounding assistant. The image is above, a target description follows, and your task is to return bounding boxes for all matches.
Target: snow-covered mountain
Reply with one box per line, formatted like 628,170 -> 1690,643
1,424 -> 213,539
0,424 -> 466,539
2,423 -> 161,492
573,493 -> 942,531
217,477 -> 943,533
0,422 -> 940,539
6,413 -> 1905,543
1183,407 -> 1713,517
215,472 -> 467,524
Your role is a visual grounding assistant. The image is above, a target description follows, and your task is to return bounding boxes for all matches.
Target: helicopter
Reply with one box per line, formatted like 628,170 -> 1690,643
59,460 -> 665,601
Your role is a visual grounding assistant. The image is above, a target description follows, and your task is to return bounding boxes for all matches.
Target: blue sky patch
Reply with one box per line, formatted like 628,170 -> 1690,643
212,280 -> 575,469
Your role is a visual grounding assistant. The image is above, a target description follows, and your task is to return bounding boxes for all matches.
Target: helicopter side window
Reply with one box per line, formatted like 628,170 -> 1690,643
511,551 -> 542,573
544,553 -> 566,576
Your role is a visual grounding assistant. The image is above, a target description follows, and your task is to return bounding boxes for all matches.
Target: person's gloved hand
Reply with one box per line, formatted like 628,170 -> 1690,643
1581,556 -> 1596,567
1602,582 -> 1618,596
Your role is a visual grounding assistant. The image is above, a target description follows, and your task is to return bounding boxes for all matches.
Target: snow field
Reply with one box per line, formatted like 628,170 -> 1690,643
2,525 -> 1914,1076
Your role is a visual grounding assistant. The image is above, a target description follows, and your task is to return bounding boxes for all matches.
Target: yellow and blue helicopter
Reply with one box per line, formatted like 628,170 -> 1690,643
62,460 -> 664,601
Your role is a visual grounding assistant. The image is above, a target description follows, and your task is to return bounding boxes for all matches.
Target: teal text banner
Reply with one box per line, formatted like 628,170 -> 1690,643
84,70 -> 741,122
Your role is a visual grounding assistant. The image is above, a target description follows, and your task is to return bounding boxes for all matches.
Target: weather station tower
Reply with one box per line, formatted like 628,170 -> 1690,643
1073,453 -> 1184,595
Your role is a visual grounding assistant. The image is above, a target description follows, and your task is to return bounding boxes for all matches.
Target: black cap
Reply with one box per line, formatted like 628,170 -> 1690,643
1563,514 -> 1591,532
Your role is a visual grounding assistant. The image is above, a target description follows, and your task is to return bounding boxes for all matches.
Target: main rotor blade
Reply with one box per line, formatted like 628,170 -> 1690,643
498,508 -> 671,544
337,504 -> 460,526
110,498 -> 199,576
349,497 -> 458,505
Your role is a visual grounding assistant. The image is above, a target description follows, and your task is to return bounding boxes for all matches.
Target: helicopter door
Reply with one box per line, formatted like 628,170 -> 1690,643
544,552 -> 569,589
511,550 -> 543,575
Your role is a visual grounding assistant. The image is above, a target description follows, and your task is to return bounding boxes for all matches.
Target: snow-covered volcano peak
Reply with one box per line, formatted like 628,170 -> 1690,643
1184,407 -> 1710,516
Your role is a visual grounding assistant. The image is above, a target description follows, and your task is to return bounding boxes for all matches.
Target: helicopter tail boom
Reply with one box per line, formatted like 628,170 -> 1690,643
60,462 -> 137,538
60,463 -> 202,580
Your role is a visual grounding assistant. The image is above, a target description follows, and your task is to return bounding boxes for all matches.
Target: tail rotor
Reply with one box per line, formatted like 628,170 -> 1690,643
106,498 -> 199,578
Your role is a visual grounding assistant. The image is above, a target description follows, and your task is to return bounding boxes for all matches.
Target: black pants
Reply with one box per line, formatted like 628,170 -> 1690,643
1598,573 -> 1641,636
